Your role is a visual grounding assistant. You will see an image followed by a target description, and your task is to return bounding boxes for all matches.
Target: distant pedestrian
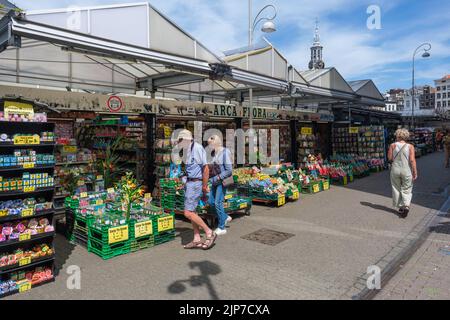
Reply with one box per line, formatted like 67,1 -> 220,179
176,130 -> 217,250
436,130 -> 444,151
207,135 -> 233,236
388,129 -> 418,218
444,130 -> 450,168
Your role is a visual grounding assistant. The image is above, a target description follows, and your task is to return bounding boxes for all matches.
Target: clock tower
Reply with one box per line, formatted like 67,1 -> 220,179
308,19 -> 325,70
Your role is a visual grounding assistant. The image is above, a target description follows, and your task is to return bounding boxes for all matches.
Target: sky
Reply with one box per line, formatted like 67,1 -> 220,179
8,0 -> 450,93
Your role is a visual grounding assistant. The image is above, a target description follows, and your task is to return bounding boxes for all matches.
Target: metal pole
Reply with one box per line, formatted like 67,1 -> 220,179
248,0 -> 253,129
412,56 -> 415,130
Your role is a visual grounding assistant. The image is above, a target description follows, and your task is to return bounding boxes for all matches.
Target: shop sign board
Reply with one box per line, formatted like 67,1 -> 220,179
108,225 -> 129,244
4,101 -> 34,119
107,96 -> 124,112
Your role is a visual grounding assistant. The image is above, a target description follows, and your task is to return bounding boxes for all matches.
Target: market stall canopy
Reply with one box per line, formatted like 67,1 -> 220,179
223,39 -> 308,85
348,79 -> 385,107
0,8 -> 288,101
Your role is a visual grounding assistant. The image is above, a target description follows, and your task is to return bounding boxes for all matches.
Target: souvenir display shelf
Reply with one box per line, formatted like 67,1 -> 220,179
0,120 -> 56,298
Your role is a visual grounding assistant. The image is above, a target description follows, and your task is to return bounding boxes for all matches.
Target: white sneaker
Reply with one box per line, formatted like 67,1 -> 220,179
214,228 -> 227,236
225,216 -> 233,225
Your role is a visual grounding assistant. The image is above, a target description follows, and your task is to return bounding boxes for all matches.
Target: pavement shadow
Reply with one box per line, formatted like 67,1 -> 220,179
429,222 -> 450,235
53,234 -> 76,276
360,202 -> 401,217
168,261 -> 222,300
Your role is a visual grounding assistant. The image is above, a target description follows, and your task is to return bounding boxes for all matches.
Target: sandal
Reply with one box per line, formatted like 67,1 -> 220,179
183,240 -> 204,249
202,232 -> 217,250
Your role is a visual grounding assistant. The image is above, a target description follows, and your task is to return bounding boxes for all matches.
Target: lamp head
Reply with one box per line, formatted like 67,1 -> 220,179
422,52 -> 431,58
261,20 -> 276,33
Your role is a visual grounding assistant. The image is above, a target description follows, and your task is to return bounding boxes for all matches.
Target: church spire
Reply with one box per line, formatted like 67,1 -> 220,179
313,18 -> 320,45
308,18 -> 325,70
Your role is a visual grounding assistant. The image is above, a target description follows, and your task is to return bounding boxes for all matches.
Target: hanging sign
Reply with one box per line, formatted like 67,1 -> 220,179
107,96 -> 124,112
349,127 -> 359,134
157,216 -> 174,233
108,225 -> 129,244
134,221 -> 153,238
301,127 -> 313,135
4,101 -> 34,119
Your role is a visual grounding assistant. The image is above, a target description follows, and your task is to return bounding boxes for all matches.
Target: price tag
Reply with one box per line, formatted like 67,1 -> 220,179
77,180 -> 85,186
0,209 -> 8,217
95,199 -> 104,205
158,216 -> 174,233
108,225 -> 129,245
239,203 -> 248,209
225,194 -> 233,200
23,163 -> 35,169
349,127 -> 359,134
18,281 -> 32,293
277,195 -> 286,207
349,175 -> 354,183
23,186 -> 36,193
19,233 -> 31,242
62,145 -> 77,154
323,181 -> 330,191
292,190 -> 299,200
301,127 -> 313,135
144,193 -> 152,200
313,184 -> 320,193
96,175 -> 103,181
19,256 -> 31,267
164,127 -> 172,138
343,176 -> 348,185
107,188 -> 115,194
80,192 -> 88,199
134,221 -> 153,238
14,135 -> 40,145
21,208 -> 34,217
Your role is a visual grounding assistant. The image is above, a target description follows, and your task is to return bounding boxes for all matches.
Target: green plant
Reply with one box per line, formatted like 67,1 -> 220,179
116,172 -> 144,221
60,166 -> 82,195
96,136 -> 126,188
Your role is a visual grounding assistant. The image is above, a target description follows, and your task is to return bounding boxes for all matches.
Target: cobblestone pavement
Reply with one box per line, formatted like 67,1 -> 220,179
375,206 -> 450,300
5,152 -> 450,300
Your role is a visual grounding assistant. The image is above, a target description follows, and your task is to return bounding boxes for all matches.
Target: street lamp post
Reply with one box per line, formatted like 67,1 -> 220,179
411,43 -> 431,129
248,0 -> 277,128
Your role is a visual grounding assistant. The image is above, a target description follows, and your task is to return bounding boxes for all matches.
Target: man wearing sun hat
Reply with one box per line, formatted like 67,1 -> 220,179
176,129 -> 217,250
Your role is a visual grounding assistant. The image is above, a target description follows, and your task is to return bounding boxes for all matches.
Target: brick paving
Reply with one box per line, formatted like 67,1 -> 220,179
375,207 -> 450,300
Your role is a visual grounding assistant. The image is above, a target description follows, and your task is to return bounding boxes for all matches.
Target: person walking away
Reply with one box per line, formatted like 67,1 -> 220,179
388,129 -> 418,218
207,135 -> 233,236
444,130 -> 450,168
177,130 -> 217,250
436,130 -> 444,151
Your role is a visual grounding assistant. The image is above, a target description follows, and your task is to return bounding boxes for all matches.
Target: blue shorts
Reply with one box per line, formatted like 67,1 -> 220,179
184,181 -> 203,212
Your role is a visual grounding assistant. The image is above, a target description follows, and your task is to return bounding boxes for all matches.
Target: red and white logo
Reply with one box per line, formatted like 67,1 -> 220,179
107,96 -> 123,112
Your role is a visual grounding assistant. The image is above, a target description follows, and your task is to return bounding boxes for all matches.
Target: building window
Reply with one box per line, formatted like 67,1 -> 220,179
437,93 -> 441,99
437,86 -> 441,91
437,102 -> 441,108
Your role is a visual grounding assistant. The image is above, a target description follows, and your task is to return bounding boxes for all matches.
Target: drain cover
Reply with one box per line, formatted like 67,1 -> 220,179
241,228 -> 294,246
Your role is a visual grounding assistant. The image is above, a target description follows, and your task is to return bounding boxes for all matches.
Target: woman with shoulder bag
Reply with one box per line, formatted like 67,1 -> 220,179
207,135 -> 233,235
387,129 -> 418,218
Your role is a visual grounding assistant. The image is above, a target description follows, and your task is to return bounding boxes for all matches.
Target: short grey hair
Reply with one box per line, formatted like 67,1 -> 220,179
395,128 -> 410,141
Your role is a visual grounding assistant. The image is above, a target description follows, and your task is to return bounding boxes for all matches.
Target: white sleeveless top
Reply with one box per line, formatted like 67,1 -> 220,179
394,142 -> 410,161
